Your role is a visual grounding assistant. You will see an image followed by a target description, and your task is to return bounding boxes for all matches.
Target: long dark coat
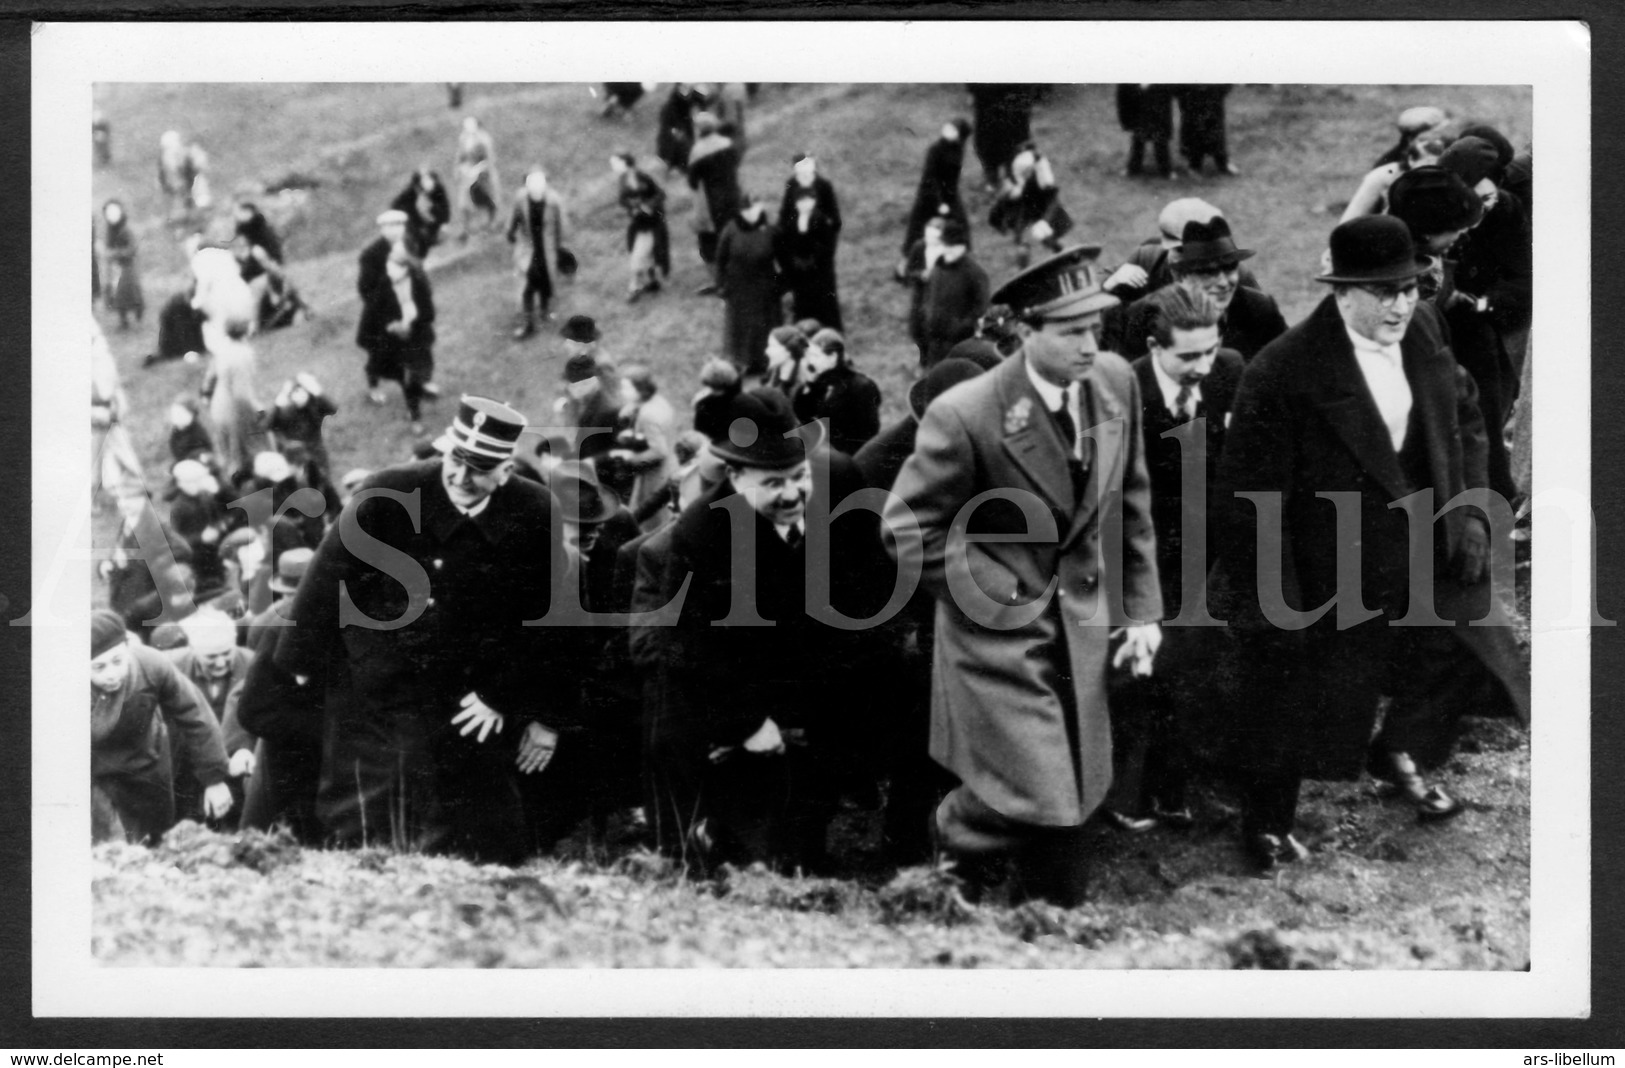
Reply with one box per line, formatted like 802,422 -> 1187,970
903,136 -> 969,253
275,460 -> 572,864
1131,349 -> 1244,617
1205,296 -> 1530,778
775,205 -> 843,332
884,350 -> 1163,827
618,168 -> 671,276
920,254 -> 991,367
716,214 -> 780,374
391,173 -> 452,254
792,363 -> 882,457
356,265 -> 435,384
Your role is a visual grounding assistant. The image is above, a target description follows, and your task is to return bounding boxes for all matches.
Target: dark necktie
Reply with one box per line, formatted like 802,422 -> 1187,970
784,524 -> 804,551
1052,398 -> 1089,498
1172,384 -> 1194,423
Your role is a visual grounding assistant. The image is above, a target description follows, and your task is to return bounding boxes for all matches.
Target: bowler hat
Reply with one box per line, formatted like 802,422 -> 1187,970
1315,215 -> 1434,285
548,460 -> 620,524
269,547 -> 315,595
706,388 -> 825,469
559,314 -> 601,344
991,245 -> 1119,323
1387,165 -> 1484,238
1171,217 -> 1255,271
1156,197 -> 1220,245
908,358 -> 986,420
432,395 -> 529,469
1458,124 -> 1515,173
943,337 -> 1004,372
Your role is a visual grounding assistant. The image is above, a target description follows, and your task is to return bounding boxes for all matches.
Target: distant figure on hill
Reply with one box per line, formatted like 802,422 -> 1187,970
391,167 -> 453,255
99,199 -> 144,330
687,112 -> 744,295
506,169 -> 570,340
776,154 -> 843,331
1117,84 -> 1176,179
716,195 -> 780,377
989,141 -> 1073,268
967,84 -> 1036,190
902,118 -> 971,255
1175,84 -> 1239,176
357,244 -> 438,432
454,115 -> 501,239
610,152 -> 670,303
157,131 -> 211,224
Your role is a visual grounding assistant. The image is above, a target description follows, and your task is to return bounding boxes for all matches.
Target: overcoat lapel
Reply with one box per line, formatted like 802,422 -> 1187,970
1303,301 -> 1414,504
997,355 -> 1075,516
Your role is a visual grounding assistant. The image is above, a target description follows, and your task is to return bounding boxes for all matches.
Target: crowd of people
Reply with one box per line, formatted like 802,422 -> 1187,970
90,86 -> 1532,907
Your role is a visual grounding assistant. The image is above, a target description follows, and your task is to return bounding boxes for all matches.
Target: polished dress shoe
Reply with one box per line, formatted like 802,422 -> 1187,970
1372,748 -> 1466,823
1246,832 -> 1310,873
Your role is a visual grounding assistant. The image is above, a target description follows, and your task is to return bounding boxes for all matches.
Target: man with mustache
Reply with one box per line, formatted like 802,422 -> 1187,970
650,388 -> 887,872
885,245 -> 1163,907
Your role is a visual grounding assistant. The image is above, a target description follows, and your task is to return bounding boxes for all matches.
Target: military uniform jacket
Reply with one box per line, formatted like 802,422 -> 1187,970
275,460 -> 569,728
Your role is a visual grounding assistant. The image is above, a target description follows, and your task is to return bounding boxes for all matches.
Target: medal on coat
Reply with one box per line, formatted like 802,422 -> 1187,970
1004,396 -> 1034,435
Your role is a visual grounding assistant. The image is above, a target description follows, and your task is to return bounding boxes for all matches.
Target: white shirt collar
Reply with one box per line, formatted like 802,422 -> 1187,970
1345,325 -> 1402,365
1024,356 -> 1073,413
1149,355 -> 1202,416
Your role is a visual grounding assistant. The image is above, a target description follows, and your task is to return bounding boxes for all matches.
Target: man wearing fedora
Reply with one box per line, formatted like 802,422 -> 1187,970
1207,215 -> 1530,871
275,395 -> 571,864
650,387 -> 884,871
1116,216 -> 1287,364
885,245 -> 1163,906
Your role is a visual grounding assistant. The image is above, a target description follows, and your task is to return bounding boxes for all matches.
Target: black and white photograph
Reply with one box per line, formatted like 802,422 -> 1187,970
27,19 -> 1593,1021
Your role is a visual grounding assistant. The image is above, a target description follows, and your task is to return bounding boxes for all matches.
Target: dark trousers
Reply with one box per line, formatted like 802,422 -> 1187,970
935,785 -> 1092,908
1127,134 -> 1172,177
317,698 -> 529,866
241,734 -> 324,843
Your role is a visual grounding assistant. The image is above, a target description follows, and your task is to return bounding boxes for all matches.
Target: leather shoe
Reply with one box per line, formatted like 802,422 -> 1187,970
1246,832 -> 1310,873
1103,808 -> 1159,834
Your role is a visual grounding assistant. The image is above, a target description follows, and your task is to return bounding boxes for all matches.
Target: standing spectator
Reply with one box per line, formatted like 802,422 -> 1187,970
99,200 -> 144,330
610,364 -> 679,532
1208,216 -> 1529,870
453,115 -> 501,239
1176,84 -> 1238,176
919,218 -> 991,368
716,195 -> 780,376
791,328 -> 881,457
610,152 -> 670,302
392,167 -> 453,255
91,320 -> 144,506
883,245 -> 1162,907
506,169 -> 569,340
100,492 -> 192,631
232,201 -> 309,329
1342,129 -> 1452,222
903,118 -> 972,255
989,142 -> 1073,268
91,611 -> 232,844
357,209 -> 411,307
776,177 -> 843,332
168,459 -> 234,591
898,215 -> 947,364
1117,217 -> 1287,361
357,245 -> 437,431
555,320 -> 623,469
268,372 -> 339,482
761,324 -> 809,399
777,153 -> 842,242
201,319 -> 266,484
968,84 -> 1036,189
1374,105 -> 1450,169
655,83 -> 699,175
93,109 -> 112,166
157,130 -> 209,224
166,394 -> 215,471
686,112 -> 743,294
1117,84 -> 1175,179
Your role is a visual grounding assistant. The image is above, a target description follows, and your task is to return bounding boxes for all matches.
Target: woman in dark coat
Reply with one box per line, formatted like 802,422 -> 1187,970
902,119 -> 971,254
1117,84 -> 1175,178
611,152 -> 670,301
391,168 -> 453,254
655,84 -> 698,174
791,328 -> 880,457
355,246 -> 436,427
100,200 -> 144,329
1175,84 -> 1237,175
715,197 -> 780,376
776,183 -> 843,332
989,142 -> 1072,267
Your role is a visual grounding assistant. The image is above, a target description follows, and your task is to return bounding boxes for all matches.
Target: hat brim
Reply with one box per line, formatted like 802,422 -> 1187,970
1315,253 -> 1435,285
433,434 -> 509,471
707,417 -> 828,468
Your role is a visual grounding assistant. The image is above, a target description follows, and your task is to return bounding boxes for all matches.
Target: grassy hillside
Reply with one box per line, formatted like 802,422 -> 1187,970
88,82 -> 1533,969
